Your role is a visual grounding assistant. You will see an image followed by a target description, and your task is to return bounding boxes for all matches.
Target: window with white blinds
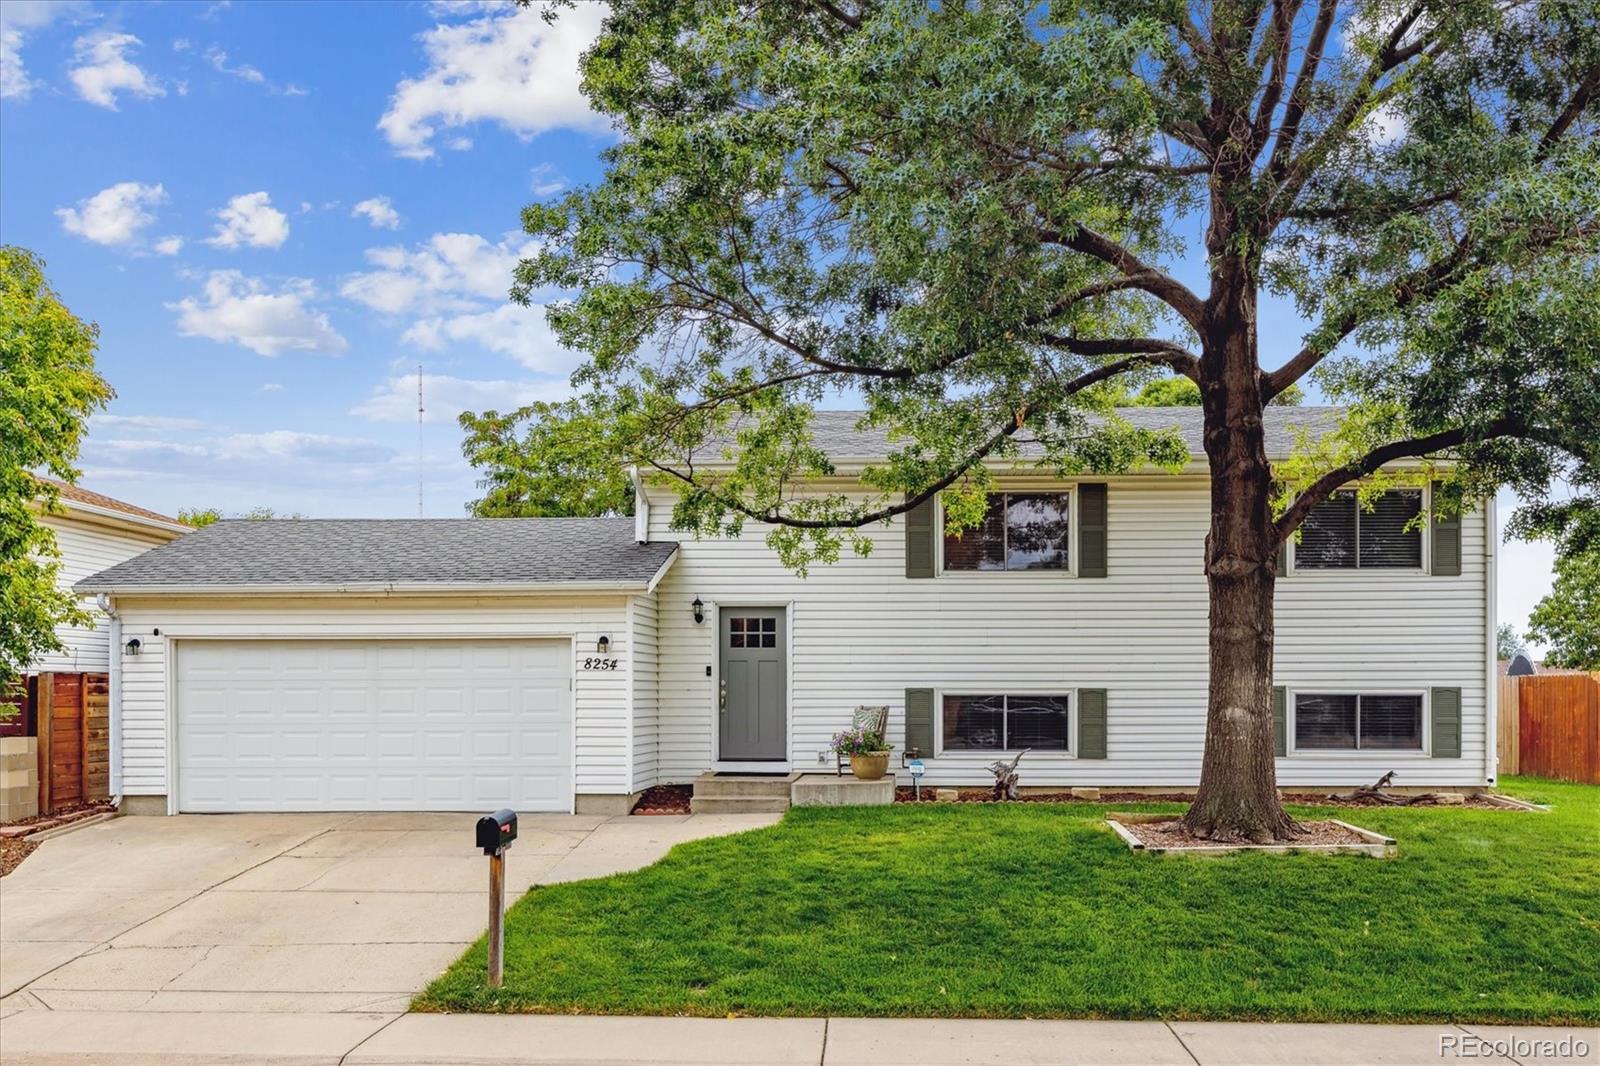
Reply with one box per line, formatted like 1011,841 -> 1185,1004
1295,489 -> 1423,569
1294,692 -> 1423,751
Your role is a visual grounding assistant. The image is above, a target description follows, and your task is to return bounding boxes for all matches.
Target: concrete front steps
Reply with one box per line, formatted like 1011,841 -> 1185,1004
689,771 -> 898,813
690,772 -> 799,814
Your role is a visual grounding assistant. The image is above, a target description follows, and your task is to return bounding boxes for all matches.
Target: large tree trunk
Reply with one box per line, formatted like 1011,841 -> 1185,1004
1179,254 -> 1300,842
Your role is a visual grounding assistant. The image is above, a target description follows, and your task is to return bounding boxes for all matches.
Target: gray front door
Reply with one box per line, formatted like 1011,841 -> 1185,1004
719,607 -> 787,761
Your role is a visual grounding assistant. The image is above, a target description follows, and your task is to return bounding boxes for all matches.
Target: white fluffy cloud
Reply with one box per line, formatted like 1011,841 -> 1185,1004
92,414 -> 214,432
169,271 -> 348,356
206,191 -> 290,249
153,235 -> 184,256
2,1 -> 91,99
201,42 -> 305,95
404,303 -> 574,373
378,3 -> 609,159
352,196 -> 401,230
528,164 -> 567,197
340,232 -> 532,315
69,31 -> 164,109
56,181 -> 167,247
352,372 -> 569,424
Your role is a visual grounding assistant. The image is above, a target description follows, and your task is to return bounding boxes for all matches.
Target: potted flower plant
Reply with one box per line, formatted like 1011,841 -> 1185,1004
831,726 -> 891,781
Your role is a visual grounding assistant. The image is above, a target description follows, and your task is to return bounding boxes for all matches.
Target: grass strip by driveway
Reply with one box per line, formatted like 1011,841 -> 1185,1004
417,776 -> 1599,1024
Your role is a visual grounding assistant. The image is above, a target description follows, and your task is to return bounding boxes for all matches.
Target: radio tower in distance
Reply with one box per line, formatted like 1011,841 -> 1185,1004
417,364 -> 425,519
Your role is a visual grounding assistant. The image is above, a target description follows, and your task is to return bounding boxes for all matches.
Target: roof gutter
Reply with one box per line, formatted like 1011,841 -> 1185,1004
47,497 -> 191,535
73,579 -> 661,597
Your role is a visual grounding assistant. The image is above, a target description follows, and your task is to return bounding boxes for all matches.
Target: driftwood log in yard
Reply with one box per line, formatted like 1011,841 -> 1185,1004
988,749 -> 1029,801
1347,771 -> 1456,806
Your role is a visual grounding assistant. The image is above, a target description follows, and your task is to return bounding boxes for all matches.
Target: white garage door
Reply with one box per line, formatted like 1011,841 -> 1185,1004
175,639 -> 571,812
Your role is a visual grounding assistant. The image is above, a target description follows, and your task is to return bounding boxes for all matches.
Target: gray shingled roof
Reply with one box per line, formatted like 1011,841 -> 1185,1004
700,406 -> 1344,462
76,518 -> 678,592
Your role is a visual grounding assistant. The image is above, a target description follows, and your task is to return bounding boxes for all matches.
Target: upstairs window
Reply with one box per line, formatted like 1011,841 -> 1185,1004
1295,489 -> 1423,569
943,492 -> 1070,571
1294,692 -> 1423,751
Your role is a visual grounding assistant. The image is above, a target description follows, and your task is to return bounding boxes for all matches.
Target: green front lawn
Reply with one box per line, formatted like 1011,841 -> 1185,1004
417,776 -> 1600,1023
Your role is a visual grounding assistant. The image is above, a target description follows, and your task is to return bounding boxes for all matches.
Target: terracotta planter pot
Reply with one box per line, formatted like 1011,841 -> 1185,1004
849,752 -> 891,781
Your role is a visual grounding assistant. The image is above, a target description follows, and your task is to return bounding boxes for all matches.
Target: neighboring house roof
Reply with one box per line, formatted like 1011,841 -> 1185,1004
76,518 -> 679,594
695,406 -> 1345,464
35,476 -> 189,534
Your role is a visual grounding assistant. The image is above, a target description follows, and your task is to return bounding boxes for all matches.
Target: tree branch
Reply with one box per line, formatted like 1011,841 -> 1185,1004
1264,0 -> 1338,178
1539,63 -> 1600,160
1038,225 -> 1207,328
1249,0 -> 1300,155
1260,239 -> 1475,399
1033,335 -> 1202,380
1273,417 -> 1523,539
648,353 -> 1197,530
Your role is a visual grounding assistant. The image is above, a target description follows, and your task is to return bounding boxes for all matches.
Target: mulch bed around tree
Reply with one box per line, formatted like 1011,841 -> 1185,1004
1123,818 -> 1370,849
0,836 -> 40,877
632,784 -> 693,815
894,787 -> 1514,809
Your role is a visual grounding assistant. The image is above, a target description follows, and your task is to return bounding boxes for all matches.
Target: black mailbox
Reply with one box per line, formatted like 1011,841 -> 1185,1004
475,809 -> 517,855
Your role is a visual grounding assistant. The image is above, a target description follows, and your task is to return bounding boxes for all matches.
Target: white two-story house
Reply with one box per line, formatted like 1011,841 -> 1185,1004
77,407 -> 1496,815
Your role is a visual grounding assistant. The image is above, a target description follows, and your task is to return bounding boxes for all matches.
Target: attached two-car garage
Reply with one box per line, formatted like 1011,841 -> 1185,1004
175,638 -> 571,813
76,517 -> 678,815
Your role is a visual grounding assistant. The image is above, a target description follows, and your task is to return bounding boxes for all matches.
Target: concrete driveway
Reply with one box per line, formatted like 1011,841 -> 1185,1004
0,810 -> 779,1015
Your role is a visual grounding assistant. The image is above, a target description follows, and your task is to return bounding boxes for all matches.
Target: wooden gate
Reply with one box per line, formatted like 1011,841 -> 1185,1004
35,672 -> 110,812
1516,674 -> 1600,785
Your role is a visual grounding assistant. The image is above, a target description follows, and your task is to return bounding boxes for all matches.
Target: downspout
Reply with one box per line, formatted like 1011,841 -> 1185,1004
96,593 -> 123,802
1484,495 -> 1497,788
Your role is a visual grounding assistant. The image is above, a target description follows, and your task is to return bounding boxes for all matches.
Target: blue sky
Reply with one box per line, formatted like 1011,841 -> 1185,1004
0,0 -> 1554,637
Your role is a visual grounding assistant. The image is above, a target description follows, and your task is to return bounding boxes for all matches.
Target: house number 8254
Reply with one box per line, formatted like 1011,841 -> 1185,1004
582,657 -> 620,671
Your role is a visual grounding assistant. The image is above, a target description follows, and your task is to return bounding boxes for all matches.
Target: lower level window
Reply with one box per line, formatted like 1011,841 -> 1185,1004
1295,692 -> 1422,751
943,693 -> 1069,751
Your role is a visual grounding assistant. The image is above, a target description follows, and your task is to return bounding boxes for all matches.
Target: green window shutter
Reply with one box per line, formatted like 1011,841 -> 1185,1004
1078,483 -> 1108,578
905,494 -> 937,579
904,688 -> 935,756
1431,482 -> 1461,576
1273,686 -> 1287,757
1077,689 -> 1107,758
1431,687 -> 1462,757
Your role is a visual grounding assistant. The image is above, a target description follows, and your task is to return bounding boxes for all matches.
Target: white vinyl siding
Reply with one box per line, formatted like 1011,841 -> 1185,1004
629,592 -> 660,792
111,594 -> 633,801
647,474 -> 1489,788
31,515 -> 175,674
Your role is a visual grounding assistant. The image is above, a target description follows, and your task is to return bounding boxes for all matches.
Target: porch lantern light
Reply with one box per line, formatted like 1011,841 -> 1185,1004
124,638 -> 142,656
691,597 -> 704,624
596,634 -> 611,655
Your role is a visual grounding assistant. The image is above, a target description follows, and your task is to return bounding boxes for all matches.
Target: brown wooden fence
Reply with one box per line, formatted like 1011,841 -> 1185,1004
35,672 -> 110,812
1500,673 -> 1600,784
1496,675 -> 1520,774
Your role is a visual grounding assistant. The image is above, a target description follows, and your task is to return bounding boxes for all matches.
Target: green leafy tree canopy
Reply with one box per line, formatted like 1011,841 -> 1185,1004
1496,623 -> 1528,662
484,0 -> 1597,839
178,506 -> 305,527
1,247 -> 115,685
1527,549 -> 1600,670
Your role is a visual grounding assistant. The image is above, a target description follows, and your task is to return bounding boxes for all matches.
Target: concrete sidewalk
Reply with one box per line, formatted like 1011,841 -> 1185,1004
0,1012 -> 1592,1065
